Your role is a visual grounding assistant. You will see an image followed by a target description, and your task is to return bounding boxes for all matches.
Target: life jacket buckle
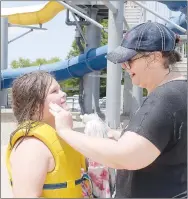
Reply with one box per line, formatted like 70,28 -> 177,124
67,180 -> 76,188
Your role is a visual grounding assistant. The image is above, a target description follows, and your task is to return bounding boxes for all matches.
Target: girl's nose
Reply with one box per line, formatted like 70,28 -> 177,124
60,91 -> 67,99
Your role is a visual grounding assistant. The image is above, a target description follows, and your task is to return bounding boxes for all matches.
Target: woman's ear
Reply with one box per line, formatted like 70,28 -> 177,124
154,51 -> 163,62
146,52 -> 163,69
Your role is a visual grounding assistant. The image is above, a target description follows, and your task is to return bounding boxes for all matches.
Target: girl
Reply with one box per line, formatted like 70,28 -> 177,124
6,71 -> 89,198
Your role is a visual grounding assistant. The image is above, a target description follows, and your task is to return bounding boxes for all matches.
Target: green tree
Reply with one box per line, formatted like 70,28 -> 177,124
10,60 -> 20,69
99,20 -> 108,97
47,57 -> 62,64
64,39 -> 81,96
11,58 -> 31,68
67,40 -> 81,59
100,20 -> 108,47
31,58 -> 48,66
10,57 -> 61,68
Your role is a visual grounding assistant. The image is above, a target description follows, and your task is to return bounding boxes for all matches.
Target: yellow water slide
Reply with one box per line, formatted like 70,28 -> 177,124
2,1 -> 65,25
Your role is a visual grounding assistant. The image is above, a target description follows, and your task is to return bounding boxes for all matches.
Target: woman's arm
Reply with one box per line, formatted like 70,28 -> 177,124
49,103 -> 163,170
58,129 -> 160,170
10,137 -> 50,198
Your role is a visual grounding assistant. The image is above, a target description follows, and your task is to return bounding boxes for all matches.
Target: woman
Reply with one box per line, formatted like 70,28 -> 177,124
6,71 -> 88,198
49,21 -> 187,198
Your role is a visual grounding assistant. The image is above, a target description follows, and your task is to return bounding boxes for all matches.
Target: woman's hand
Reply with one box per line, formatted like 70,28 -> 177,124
49,102 -> 73,132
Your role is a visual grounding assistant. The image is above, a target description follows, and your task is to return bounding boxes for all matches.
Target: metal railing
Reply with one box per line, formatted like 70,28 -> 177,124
176,42 -> 187,58
66,96 -> 107,112
66,97 -> 81,112
124,1 -> 145,27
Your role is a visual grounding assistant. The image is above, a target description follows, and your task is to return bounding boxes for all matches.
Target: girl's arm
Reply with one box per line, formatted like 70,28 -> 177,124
10,137 -> 50,198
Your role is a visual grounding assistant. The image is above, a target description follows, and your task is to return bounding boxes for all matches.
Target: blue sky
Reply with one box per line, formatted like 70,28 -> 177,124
2,1 -> 75,67
2,1 -> 181,67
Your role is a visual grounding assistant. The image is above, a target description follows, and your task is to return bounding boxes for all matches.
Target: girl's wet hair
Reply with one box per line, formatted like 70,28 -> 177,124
10,71 -> 54,148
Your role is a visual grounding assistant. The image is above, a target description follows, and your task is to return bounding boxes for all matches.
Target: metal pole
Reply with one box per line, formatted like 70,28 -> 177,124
8,24 -> 47,30
129,1 -> 145,116
102,0 -> 117,14
106,0 -> 124,129
83,8 -> 101,114
71,12 -> 87,44
154,1 -> 157,22
123,72 -> 132,117
123,17 -> 130,30
131,86 -> 143,115
91,20 -> 101,114
58,1 -> 104,30
122,5 -> 132,117
8,29 -> 33,44
135,1 -> 187,33
0,17 -> 8,107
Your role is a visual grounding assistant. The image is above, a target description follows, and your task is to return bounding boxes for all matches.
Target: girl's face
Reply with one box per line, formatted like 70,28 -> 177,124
43,79 -> 69,122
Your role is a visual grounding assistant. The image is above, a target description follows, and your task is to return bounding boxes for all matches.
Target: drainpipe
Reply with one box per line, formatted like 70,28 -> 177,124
75,28 -> 85,115
65,10 -> 90,26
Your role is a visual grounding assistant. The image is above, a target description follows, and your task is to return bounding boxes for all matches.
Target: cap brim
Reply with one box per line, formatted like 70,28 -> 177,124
106,46 -> 137,64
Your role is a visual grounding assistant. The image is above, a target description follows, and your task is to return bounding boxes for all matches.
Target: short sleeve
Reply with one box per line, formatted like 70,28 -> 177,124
123,96 -> 174,152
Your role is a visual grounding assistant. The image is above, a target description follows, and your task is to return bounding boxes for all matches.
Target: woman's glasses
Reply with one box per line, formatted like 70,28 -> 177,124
122,54 -> 146,70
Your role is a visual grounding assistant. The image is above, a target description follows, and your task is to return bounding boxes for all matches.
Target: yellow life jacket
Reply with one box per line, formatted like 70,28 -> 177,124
6,122 -> 87,198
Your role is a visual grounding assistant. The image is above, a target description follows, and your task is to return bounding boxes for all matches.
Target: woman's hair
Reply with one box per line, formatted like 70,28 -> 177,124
139,50 -> 182,69
10,71 -> 54,148
161,51 -> 182,69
